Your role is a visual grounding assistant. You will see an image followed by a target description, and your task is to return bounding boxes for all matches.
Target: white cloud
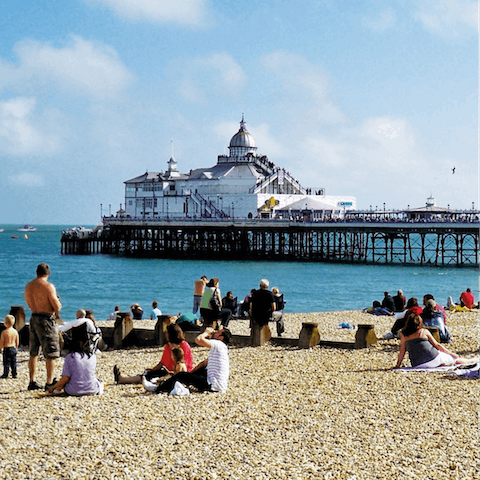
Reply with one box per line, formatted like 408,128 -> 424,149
259,52 -> 345,124
88,0 -> 208,26
362,9 -> 396,32
0,97 -> 60,155
0,36 -> 134,99
8,172 -> 45,187
170,52 -> 247,103
414,0 -> 477,36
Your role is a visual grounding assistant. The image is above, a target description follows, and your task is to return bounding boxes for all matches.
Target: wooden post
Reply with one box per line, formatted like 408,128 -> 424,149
251,323 -> 271,346
154,315 -> 175,345
113,312 -> 134,349
9,306 -> 29,346
355,324 -> 377,349
425,326 -> 440,343
298,322 -> 320,349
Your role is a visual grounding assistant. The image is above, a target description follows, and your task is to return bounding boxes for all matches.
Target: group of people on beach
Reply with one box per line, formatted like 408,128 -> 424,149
193,276 -> 285,336
2,262 -> 476,397
364,288 -> 476,369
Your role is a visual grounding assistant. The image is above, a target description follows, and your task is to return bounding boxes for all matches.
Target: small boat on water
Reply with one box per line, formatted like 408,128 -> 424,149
0,228 -> 4,233
17,225 -> 37,232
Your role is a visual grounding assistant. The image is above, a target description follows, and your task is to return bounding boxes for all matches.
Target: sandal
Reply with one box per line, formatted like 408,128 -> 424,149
113,365 -> 120,384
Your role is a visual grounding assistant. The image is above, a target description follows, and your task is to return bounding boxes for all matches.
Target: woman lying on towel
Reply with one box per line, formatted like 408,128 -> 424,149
393,313 -> 474,369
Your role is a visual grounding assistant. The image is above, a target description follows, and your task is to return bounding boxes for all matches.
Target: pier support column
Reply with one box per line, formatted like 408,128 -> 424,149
355,324 -> 377,348
113,312 -> 134,349
298,322 -> 321,349
251,323 -> 271,346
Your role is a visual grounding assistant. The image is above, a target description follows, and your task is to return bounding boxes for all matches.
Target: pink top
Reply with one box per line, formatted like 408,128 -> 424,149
161,341 -> 194,372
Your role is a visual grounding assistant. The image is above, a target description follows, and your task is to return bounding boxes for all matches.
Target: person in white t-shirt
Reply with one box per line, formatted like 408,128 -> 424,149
150,327 -> 231,394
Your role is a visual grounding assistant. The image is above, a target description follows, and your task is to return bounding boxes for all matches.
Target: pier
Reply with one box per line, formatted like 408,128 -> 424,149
61,216 -> 479,267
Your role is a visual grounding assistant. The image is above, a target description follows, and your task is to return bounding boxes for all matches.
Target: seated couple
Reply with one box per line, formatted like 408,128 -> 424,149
114,324 -> 231,394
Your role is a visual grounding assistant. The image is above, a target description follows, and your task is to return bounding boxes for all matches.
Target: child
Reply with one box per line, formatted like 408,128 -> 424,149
142,347 -> 187,392
0,315 -> 19,379
171,347 -> 187,374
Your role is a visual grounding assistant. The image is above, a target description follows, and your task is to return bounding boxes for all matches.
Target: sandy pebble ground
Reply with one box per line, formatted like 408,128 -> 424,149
0,310 -> 478,479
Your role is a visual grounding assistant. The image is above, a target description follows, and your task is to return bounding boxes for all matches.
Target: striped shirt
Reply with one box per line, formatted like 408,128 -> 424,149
206,339 -> 229,393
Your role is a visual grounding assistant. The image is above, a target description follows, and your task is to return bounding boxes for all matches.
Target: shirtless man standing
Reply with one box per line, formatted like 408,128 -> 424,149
24,263 -> 62,391
193,275 -> 208,314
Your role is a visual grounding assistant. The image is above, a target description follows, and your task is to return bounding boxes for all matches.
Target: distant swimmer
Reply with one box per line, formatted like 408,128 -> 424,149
452,166 -> 455,174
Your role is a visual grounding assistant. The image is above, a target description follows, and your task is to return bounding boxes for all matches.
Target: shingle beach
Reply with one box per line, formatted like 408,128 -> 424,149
1,310 -> 478,479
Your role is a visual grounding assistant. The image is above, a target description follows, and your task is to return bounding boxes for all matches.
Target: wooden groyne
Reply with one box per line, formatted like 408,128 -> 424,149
61,218 -> 479,267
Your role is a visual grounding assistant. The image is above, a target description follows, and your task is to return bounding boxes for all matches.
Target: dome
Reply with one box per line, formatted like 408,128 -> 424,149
229,117 -> 257,156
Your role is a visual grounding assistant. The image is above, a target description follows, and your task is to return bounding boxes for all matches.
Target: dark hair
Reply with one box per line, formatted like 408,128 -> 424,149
166,323 -> 185,345
372,300 -> 381,308
171,347 -> 184,363
219,328 -> 232,345
36,263 -> 50,277
206,277 -> 219,288
402,313 -> 423,337
466,288 -> 471,293
152,301 -> 158,308
384,291 -> 389,296
423,294 -> 434,302
406,297 -> 418,309
66,324 -> 93,357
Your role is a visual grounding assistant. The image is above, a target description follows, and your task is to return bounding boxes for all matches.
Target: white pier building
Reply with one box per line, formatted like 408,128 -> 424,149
123,118 -> 356,220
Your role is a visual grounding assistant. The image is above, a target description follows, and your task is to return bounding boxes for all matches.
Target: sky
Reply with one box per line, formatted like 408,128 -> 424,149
0,0 -> 478,225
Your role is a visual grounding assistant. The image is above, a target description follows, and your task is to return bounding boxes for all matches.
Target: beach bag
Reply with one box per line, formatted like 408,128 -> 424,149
209,289 -> 221,314
170,381 -> 190,396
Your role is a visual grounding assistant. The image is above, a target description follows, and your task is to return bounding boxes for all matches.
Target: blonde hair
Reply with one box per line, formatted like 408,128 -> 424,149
272,287 -> 280,295
3,315 -> 15,327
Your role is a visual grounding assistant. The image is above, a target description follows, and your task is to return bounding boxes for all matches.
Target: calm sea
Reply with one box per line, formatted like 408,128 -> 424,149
0,225 -> 478,321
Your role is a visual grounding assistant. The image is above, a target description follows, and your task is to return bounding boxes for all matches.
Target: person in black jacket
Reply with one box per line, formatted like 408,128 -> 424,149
382,291 -> 395,312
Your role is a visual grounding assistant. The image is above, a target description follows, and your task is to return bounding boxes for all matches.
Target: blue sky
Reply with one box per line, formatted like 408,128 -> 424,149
0,0 -> 477,224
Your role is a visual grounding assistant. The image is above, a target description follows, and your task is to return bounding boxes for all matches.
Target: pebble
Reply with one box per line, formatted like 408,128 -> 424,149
0,310 -> 477,479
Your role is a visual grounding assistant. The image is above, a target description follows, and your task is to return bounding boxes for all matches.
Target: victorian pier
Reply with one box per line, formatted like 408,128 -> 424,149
61,216 -> 479,267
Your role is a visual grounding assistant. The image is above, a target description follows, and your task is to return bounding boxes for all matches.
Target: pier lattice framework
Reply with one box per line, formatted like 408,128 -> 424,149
61,219 -> 479,267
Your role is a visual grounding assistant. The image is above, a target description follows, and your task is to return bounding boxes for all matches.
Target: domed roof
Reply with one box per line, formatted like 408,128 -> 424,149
229,117 -> 256,149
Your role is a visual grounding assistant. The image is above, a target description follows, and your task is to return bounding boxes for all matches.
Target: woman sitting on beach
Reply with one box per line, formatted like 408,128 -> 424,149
114,324 -> 193,385
47,323 -> 104,396
393,313 -> 473,369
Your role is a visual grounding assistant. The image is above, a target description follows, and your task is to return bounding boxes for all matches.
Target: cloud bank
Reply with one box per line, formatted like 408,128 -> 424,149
88,0 -> 208,26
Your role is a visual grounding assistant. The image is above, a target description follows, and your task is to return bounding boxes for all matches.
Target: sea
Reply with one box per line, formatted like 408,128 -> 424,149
1,225 -> 478,321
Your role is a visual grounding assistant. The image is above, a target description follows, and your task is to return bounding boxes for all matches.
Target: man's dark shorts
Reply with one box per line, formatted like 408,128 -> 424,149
29,313 -> 60,358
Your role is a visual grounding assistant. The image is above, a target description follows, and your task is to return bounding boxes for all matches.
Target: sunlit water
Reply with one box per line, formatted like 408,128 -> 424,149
0,225 -> 477,321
